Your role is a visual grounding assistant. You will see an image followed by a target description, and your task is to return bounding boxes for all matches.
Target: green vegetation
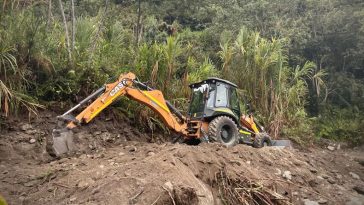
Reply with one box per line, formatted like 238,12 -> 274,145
0,0 -> 363,144
220,28 -> 325,141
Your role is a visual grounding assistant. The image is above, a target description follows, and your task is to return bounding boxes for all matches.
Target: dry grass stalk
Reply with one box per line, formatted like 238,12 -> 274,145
215,168 -> 292,205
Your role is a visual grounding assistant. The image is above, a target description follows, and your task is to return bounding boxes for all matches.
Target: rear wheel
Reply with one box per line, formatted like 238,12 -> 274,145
253,133 -> 272,148
208,116 -> 238,147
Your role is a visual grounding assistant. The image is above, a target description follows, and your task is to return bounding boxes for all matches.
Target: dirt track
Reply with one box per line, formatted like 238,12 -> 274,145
0,112 -> 363,205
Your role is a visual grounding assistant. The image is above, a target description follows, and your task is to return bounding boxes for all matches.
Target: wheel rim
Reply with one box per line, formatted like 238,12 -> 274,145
220,125 -> 233,143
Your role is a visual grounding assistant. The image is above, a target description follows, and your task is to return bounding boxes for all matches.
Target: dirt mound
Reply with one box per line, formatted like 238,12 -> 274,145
1,112 -> 364,205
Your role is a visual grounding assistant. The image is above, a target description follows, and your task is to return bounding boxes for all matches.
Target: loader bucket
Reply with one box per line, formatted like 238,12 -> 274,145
271,139 -> 292,148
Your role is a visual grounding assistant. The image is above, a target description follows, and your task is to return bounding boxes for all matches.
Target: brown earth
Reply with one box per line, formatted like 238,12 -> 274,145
0,111 -> 364,205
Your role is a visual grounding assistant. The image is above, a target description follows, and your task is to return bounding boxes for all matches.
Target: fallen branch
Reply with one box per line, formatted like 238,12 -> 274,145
53,182 -> 71,189
151,195 -> 161,205
215,168 -> 292,205
255,177 -> 330,201
129,188 -> 144,204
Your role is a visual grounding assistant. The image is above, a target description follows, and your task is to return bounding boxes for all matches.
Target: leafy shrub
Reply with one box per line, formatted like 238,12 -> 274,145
315,106 -> 364,145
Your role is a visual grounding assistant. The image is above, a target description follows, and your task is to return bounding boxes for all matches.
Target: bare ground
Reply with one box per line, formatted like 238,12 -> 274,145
0,111 -> 363,205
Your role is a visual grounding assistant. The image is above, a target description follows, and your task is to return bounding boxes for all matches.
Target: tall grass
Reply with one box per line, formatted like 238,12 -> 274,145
0,42 -> 43,117
220,28 -> 325,140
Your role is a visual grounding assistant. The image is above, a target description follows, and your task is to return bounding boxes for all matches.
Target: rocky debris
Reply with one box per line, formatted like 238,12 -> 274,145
337,144 -> 341,150
331,169 -> 339,173
69,196 -> 77,202
93,131 -> 102,136
128,146 -> 137,152
29,138 -> 36,144
353,185 -> 364,195
349,172 -> 361,180
308,178 -> 319,187
327,146 -> 335,151
345,196 -> 364,205
356,159 -> 364,167
20,123 -> 33,131
88,144 -> 95,150
282,171 -> 292,180
318,198 -> 328,204
303,199 -> 319,205
77,178 -> 95,189
91,186 -> 101,195
147,151 -> 155,156
93,153 -> 105,159
327,177 -> 336,184
275,168 -> 282,175
25,130 -> 37,135
20,123 -> 38,135
24,180 -> 38,187
309,167 -> 318,173
100,132 -> 114,143
317,175 -> 324,180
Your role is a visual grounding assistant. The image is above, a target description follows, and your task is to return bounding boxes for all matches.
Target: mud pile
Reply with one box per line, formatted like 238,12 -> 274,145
0,112 -> 363,205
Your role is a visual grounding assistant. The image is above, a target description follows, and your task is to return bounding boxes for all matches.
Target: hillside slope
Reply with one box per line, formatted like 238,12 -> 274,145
0,113 -> 363,205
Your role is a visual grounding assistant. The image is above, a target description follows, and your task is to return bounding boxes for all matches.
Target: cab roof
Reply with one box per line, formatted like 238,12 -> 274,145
189,77 -> 238,88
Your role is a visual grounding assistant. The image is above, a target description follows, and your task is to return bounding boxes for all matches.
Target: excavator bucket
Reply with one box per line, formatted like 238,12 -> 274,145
47,116 -> 77,157
47,84 -> 109,157
49,128 -> 75,156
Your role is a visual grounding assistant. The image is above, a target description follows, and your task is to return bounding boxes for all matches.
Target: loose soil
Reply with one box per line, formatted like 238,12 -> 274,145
0,111 -> 363,205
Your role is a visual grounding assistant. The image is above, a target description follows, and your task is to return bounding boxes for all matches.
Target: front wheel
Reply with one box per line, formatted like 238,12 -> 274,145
208,116 -> 239,147
253,133 -> 272,148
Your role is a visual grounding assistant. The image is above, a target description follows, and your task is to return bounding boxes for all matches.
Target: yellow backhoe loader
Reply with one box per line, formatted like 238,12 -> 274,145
47,72 -> 290,157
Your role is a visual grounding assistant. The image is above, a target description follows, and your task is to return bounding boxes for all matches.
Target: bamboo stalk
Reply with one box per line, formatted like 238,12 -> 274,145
88,0 -> 109,64
58,0 -> 71,61
47,0 -> 52,30
71,0 -> 75,52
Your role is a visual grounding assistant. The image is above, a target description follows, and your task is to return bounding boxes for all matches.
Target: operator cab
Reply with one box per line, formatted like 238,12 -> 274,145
188,78 -> 241,123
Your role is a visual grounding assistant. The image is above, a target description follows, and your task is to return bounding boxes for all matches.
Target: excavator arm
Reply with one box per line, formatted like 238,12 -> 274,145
62,72 -> 136,128
49,72 -> 187,156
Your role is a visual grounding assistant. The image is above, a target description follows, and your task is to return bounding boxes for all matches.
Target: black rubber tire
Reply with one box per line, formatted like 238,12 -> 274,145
253,133 -> 272,148
208,116 -> 239,147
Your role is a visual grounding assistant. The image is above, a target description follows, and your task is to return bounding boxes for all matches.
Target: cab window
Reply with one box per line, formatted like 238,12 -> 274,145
230,87 -> 240,117
206,84 -> 216,108
215,83 -> 228,107
189,84 -> 208,114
